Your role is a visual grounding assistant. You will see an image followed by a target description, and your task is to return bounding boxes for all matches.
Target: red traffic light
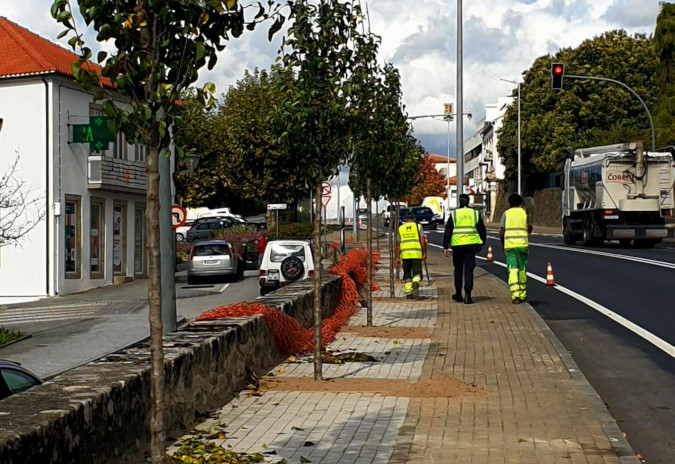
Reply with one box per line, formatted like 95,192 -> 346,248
551,63 -> 565,91
553,65 -> 564,76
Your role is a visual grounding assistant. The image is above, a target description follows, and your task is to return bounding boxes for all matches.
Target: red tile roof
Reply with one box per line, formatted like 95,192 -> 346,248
427,153 -> 456,164
0,16 -> 109,86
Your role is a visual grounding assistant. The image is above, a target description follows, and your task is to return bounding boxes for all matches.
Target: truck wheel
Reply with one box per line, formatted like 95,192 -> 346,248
583,216 -> 602,247
563,219 -> 576,245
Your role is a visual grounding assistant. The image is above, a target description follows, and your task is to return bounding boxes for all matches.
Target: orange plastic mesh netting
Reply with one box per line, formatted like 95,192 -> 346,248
195,248 -> 380,355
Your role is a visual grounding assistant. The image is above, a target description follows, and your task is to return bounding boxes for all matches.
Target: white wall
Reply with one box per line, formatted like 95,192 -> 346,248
0,80 -> 49,298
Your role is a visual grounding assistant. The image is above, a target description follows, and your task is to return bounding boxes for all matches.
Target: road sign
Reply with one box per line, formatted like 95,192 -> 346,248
321,181 -> 332,195
321,195 -> 331,208
267,203 -> 288,211
71,116 -> 116,151
171,205 -> 187,229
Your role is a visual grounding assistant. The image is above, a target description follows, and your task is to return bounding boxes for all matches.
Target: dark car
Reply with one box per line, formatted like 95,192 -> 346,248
186,216 -> 237,243
0,360 -> 42,401
399,206 -> 437,230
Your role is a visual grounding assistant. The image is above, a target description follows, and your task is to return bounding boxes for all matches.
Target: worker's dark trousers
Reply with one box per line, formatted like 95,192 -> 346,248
452,244 -> 478,295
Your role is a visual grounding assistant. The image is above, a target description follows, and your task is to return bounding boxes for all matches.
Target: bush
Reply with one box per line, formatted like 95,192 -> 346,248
275,222 -> 314,239
0,326 -> 24,346
176,242 -> 193,264
213,226 -> 265,258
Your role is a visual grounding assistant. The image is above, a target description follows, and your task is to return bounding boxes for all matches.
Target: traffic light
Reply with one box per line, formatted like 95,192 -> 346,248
551,63 -> 565,91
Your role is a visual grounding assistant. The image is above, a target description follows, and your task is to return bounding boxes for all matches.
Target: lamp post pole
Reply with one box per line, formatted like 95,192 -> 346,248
447,119 -> 451,204
456,0 -> 464,195
493,76 -> 522,194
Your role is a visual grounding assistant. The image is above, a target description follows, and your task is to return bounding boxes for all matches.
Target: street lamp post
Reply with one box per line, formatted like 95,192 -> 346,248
493,76 -> 522,194
456,0 -> 464,197
408,111 -> 472,211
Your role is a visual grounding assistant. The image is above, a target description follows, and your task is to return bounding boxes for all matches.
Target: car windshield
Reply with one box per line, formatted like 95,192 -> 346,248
194,244 -> 231,256
269,243 -> 306,263
412,207 -> 433,215
399,208 -> 409,215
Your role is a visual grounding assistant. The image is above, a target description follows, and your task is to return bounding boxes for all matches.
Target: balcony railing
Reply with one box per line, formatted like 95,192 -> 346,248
88,155 -> 146,193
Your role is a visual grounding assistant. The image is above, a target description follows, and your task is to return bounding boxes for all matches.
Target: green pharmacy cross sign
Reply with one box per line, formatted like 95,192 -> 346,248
72,116 -> 116,151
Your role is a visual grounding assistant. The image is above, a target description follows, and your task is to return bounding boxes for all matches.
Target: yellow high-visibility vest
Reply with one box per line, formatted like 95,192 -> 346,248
504,207 -> 529,249
398,222 -> 423,259
451,208 -> 482,246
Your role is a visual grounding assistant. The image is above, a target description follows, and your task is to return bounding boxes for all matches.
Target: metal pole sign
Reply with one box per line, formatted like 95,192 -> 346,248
267,203 -> 288,211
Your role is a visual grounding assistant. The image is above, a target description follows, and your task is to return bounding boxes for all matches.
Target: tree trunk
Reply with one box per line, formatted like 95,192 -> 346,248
394,199 -> 401,281
389,219 -> 394,298
366,178 -> 373,326
375,200 -> 380,252
313,182 -> 323,380
146,145 -> 166,463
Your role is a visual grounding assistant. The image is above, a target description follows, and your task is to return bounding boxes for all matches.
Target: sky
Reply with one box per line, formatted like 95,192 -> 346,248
0,0 -> 663,158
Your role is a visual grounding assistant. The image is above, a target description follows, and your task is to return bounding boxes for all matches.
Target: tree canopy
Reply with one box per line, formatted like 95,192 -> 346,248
655,2 -> 675,148
497,30 -> 659,185
402,153 -> 446,205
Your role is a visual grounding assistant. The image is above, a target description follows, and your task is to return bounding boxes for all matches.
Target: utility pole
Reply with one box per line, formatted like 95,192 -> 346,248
456,0 -> 464,195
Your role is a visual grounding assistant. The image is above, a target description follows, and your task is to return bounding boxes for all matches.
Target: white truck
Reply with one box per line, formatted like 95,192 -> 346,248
562,142 -> 674,247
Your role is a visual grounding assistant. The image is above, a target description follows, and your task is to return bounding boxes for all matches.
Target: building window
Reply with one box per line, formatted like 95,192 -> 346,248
113,203 -> 127,275
134,144 -> 146,162
134,206 -> 146,276
113,130 -> 129,160
65,195 -> 81,279
90,198 -> 105,279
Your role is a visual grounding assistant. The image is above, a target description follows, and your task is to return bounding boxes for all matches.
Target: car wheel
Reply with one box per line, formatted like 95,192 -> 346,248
176,233 -> 184,242
280,256 -> 304,282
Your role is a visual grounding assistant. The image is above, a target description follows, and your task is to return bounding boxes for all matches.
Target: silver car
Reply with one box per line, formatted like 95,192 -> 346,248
187,240 -> 243,285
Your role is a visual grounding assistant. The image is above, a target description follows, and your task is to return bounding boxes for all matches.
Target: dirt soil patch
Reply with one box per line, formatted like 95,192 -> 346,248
339,326 -> 434,339
264,374 -> 483,399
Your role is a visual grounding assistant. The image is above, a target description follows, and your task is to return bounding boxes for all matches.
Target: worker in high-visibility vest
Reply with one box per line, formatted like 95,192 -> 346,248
395,210 -> 427,299
500,193 -> 533,304
442,193 -> 486,304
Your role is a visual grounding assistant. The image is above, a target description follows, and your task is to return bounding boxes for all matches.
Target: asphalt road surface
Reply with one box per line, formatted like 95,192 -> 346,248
426,228 -> 675,464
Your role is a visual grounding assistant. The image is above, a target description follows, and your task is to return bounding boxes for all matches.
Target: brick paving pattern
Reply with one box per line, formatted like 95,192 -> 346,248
170,247 -> 638,464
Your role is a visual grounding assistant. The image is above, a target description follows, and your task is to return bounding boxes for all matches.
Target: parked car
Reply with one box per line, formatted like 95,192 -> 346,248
399,206 -> 437,230
187,240 -> 244,285
0,360 -> 42,401
259,240 -> 315,296
186,216 -> 237,243
175,221 -> 193,242
383,202 -> 407,227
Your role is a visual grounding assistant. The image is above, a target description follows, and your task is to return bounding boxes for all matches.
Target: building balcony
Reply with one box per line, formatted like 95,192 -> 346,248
88,155 -> 147,193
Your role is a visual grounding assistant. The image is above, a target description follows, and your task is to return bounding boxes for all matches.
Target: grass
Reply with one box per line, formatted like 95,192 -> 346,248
0,326 -> 25,347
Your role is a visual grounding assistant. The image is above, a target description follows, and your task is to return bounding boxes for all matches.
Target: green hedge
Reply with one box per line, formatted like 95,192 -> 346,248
275,222 -> 314,239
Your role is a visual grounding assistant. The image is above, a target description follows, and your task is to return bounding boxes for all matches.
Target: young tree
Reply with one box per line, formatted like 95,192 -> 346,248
272,0 -> 367,380
51,1 -> 281,461
0,156 -> 45,247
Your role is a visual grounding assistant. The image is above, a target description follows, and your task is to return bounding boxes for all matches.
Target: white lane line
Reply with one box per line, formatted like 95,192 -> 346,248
218,283 -> 230,293
484,235 -> 675,271
428,242 -> 675,358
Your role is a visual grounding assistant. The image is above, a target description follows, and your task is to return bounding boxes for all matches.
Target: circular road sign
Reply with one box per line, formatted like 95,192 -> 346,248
321,181 -> 332,195
171,205 -> 187,229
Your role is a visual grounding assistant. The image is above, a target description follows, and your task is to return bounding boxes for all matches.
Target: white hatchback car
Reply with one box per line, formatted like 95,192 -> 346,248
259,240 -> 315,296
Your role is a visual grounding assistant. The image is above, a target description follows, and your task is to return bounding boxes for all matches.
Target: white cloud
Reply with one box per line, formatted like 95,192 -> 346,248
1,0 -> 662,158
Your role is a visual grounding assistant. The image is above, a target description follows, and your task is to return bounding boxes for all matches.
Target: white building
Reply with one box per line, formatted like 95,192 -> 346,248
0,18 -> 161,302
463,97 -> 514,220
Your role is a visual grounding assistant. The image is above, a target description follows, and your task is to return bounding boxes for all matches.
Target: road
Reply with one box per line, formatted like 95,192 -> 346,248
1,270 -> 262,379
426,228 -> 675,464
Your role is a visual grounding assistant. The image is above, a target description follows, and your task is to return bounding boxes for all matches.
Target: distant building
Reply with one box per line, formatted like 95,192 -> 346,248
0,17 -> 170,302
463,97 -> 514,220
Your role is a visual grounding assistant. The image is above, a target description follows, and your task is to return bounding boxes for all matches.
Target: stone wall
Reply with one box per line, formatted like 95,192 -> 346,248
492,187 -> 563,228
0,275 -> 342,464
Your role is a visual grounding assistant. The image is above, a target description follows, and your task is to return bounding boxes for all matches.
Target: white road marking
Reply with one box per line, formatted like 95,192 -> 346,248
218,284 -> 230,293
484,235 -> 675,271
428,242 -> 675,358
0,303 -> 103,324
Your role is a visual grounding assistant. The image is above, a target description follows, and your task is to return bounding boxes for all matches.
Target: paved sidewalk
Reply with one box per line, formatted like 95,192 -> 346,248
171,247 -> 638,464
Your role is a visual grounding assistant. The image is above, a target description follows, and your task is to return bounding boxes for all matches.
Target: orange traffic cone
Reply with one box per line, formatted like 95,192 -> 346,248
486,245 -> 493,262
546,262 -> 555,286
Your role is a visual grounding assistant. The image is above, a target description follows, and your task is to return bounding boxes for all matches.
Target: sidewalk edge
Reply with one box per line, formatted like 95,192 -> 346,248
521,302 -> 641,464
